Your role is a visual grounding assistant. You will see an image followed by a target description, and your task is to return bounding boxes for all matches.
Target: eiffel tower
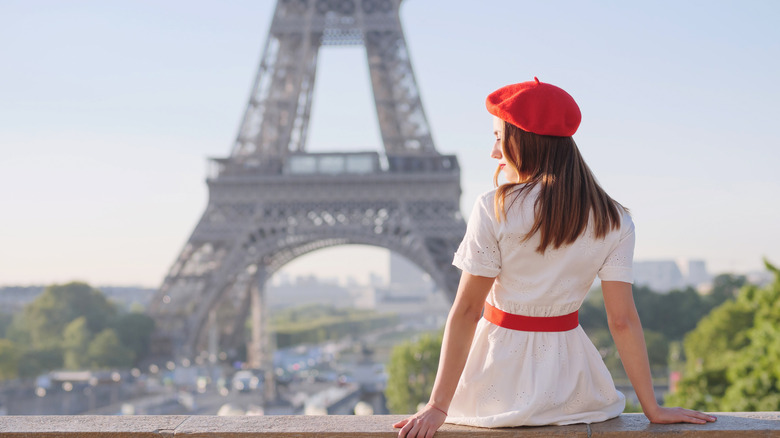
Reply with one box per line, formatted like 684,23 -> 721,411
148,0 -> 466,375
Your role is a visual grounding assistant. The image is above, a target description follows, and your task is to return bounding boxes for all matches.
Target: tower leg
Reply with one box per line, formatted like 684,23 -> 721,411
247,274 -> 277,404
247,280 -> 263,369
208,309 -> 218,364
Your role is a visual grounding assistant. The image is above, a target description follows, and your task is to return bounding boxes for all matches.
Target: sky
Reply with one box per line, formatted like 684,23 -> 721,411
1,0 -> 779,287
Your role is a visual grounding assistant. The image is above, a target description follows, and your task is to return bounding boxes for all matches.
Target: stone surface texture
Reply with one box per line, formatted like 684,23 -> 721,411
0,415 -> 188,437
0,413 -> 777,437
590,412 -> 780,437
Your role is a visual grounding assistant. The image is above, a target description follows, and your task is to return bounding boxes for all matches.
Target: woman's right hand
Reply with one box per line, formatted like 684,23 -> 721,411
645,405 -> 717,424
393,404 -> 447,438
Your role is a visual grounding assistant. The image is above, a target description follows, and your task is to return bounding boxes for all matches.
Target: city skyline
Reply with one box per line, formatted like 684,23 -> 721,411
1,0 -> 779,287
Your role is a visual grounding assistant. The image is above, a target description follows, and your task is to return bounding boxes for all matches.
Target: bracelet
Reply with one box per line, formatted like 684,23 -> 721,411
427,403 -> 448,416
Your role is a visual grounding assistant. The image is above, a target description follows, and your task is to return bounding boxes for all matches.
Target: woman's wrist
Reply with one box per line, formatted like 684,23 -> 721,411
426,402 -> 448,416
641,401 -> 662,418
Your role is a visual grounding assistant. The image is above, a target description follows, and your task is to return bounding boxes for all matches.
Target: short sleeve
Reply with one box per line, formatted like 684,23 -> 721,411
598,212 -> 635,283
453,193 -> 501,277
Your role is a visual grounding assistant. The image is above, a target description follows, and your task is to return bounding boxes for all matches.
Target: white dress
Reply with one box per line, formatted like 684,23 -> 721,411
447,186 -> 635,428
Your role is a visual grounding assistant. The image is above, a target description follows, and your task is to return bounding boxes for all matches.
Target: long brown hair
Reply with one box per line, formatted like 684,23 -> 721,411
494,121 -> 625,253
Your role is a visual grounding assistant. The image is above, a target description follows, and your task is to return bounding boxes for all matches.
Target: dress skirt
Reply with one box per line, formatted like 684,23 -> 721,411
445,317 -> 625,428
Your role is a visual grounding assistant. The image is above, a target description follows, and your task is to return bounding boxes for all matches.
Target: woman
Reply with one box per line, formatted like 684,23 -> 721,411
394,78 -> 716,438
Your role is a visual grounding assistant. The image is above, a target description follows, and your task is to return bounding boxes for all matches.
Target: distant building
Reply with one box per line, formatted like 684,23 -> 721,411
348,286 -> 376,310
369,272 -> 386,288
633,261 -> 685,293
266,275 -> 355,310
679,260 -> 710,288
633,259 -> 711,293
374,253 -> 450,328
266,255 -> 442,314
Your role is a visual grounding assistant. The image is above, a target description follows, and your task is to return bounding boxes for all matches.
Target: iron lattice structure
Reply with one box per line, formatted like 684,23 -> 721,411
148,0 -> 466,369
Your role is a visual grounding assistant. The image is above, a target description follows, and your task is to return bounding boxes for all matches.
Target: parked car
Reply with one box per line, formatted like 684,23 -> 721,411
231,370 -> 262,392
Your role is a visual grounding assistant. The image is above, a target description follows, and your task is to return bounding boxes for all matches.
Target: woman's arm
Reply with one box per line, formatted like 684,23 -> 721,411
601,280 -> 716,424
394,271 -> 495,438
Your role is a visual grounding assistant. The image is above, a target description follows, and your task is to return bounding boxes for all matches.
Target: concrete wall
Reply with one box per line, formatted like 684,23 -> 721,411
0,413 -> 778,437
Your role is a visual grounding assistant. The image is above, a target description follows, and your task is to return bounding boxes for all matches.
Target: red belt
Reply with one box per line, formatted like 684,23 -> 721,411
483,302 -> 579,332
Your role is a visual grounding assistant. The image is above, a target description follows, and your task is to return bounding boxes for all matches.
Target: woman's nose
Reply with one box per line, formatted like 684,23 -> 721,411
491,144 -> 502,159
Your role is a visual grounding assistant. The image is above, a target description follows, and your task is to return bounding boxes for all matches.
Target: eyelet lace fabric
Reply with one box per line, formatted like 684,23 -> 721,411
448,188 -> 634,428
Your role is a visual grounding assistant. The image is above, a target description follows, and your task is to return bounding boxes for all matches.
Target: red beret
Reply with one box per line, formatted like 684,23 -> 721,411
486,77 -> 581,137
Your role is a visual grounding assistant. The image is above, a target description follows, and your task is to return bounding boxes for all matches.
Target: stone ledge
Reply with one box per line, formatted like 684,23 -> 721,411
0,413 -> 777,437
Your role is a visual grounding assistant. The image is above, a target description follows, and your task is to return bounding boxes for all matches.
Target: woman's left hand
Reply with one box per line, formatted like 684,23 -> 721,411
645,405 -> 717,424
393,404 -> 447,438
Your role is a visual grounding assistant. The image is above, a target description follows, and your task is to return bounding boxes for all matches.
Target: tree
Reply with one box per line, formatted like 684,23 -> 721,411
63,317 -> 91,370
17,346 -> 63,378
705,273 -> 746,307
114,312 -> 155,365
0,339 -> 20,380
0,313 -> 13,338
10,282 -> 115,349
581,285 -> 712,342
3,282 -> 157,376
643,330 -> 670,375
634,287 -> 708,341
586,327 -> 669,381
385,332 -> 442,414
578,291 -> 608,331
666,260 -> 780,411
6,313 -> 32,346
87,329 -> 134,369
718,265 -> 780,411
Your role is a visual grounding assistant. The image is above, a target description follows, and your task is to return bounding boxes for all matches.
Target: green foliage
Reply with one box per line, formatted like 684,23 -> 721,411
585,279 -> 742,341
681,298 -> 753,371
63,317 -> 92,370
17,346 -> 63,378
10,282 -> 116,349
114,312 -> 155,364
587,327 -> 668,382
129,301 -> 146,314
579,277 -> 748,381
633,286 -> 709,341
6,313 -> 32,346
0,313 -> 13,338
0,282 -> 155,379
666,260 -> 780,411
705,273 -> 746,307
644,330 -> 669,372
578,291 -> 608,331
0,339 -> 20,380
385,331 -> 442,414
271,305 -> 399,349
581,289 -> 671,379
587,328 -> 623,379
624,399 -> 643,413
644,330 -> 670,375
87,329 -> 134,369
